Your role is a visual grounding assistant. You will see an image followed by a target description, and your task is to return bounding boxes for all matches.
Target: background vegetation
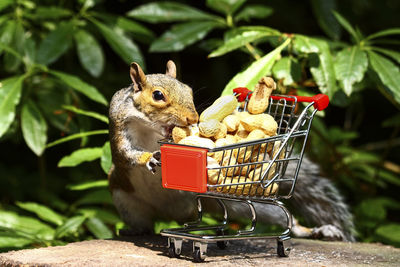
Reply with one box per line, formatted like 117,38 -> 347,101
0,0 -> 399,250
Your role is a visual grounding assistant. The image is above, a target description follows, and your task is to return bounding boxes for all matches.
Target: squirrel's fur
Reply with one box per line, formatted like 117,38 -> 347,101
108,61 -> 355,241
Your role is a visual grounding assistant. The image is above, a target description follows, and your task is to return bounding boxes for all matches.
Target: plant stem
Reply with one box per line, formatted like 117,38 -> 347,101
245,43 -> 261,60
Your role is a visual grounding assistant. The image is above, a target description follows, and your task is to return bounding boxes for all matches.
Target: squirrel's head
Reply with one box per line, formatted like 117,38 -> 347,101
130,60 -> 199,137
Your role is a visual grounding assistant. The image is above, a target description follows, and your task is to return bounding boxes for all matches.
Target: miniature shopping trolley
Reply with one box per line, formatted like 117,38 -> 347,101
159,88 -> 329,262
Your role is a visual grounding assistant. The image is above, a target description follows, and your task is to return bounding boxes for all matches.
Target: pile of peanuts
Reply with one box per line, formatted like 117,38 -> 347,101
171,77 -> 283,197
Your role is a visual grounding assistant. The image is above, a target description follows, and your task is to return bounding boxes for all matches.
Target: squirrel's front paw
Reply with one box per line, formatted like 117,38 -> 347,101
145,151 -> 161,174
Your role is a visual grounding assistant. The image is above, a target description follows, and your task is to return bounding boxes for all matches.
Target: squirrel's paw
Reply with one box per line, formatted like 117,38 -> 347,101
311,224 -> 345,241
145,151 -> 161,174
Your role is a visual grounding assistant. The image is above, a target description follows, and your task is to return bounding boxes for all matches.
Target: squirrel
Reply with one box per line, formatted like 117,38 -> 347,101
108,60 -> 355,241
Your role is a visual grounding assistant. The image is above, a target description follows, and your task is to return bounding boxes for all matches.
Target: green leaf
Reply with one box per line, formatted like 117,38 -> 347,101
327,127 -> 358,143
74,30 -> 104,78
0,20 -> 16,55
206,0 -> 246,15
356,198 -> 387,222
85,217 -> 113,239
371,47 -> 400,65
342,150 -> 380,165
334,46 -> 368,96
0,0 -> 13,12
101,141 -> 112,174
366,28 -> 400,41
62,105 -> 108,124
78,208 -> 121,224
46,129 -> 108,148
0,210 -> 55,240
55,216 -> 86,238
58,147 -> 103,167
37,22 -> 74,65
0,75 -> 25,138
310,0 -> 341,40
0,232 -> 33,248
36,84 -> 79,134
116,17 -> 155,43
154,220 -> 180,234
4,22 -> 24,72
21,100 -> 48,156
67,180 -> 108,191
272,57 -> 301,85
309,40 -> 337,97
150,21 -> 220,52
16,202 -> 64,226
235,5 -> 273,22
127,1 -> 217,23
91,18 -> 144,67
23,37 -> 36,67
377,169 -> 400,186
32,6 -> 72,19
293,34 -> 320,54
332,11 -> 359,43
221,38 -> 291,96
209,26 -> 280,58
50,70 -> 107,105
74,189 -> 113,206
368,51 -> 400,104
375,224 -> 400,246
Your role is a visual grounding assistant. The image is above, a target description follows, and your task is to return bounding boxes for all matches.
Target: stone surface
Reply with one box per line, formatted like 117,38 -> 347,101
0,236 -> 399,266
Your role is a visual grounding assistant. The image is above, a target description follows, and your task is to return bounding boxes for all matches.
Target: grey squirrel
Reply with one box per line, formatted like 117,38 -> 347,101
108,60 -> 355,241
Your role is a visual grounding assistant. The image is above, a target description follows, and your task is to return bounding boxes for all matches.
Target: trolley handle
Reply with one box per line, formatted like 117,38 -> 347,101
233,87 -> 329,111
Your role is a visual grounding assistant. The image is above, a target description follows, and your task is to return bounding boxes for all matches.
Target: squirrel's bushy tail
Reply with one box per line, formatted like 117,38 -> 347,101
286,157 -> 355,241
222,157 -> 355,241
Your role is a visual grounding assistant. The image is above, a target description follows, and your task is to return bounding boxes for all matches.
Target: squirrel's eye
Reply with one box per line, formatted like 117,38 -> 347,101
152,90 -> 165,101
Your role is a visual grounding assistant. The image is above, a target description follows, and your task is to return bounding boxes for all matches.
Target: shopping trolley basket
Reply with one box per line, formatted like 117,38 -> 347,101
158,88 -> 329,262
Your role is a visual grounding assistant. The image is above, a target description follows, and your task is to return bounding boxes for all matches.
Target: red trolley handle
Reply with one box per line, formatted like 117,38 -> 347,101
233,87 -> 329,111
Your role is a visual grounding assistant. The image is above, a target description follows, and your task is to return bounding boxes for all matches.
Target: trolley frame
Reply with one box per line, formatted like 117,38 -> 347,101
159,90 -> 329,262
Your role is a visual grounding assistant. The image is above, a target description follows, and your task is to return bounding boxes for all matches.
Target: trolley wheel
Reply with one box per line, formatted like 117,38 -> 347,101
168,241 -> 180,258
277,240 -> 290,257
193,247 -> 205,262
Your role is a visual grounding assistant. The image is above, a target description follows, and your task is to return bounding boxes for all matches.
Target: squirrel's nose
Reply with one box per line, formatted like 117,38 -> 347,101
186,112 -> 199,125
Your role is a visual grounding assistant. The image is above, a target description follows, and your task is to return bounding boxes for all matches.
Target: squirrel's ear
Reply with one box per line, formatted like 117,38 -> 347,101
165,60 -> 176,78
130,62 -> 147,92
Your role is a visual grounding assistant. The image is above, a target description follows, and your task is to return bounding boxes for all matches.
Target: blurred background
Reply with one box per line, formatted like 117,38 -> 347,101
0,0 -> 399,250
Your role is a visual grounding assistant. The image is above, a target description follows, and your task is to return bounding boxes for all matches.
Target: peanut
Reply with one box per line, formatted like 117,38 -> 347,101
207,156 -> 221,185
240,113 -> 278,136
178,135 -> 215,149
200,95 -> 238,122
172,126 -> 190,143
214,122 -> 227,140
247,164 -> 276,181
223,114 -> 240,132
199,119 -> 221,138
188,124 -> 200,136
248,77 -> 276,115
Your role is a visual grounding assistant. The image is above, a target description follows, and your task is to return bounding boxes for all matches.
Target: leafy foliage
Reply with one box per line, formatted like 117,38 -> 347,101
0,0 -> 399,250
